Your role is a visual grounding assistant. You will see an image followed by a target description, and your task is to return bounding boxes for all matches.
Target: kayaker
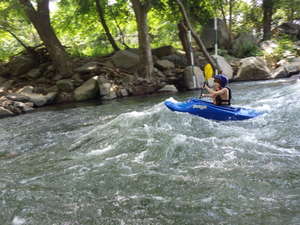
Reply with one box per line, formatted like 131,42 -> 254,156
203,74 -> 231,106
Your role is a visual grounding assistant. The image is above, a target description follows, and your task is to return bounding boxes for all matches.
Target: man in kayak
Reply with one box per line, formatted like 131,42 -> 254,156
203,74 -> 231,106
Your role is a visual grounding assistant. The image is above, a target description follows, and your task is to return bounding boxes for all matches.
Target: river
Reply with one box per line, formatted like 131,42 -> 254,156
1,78 -> 300,225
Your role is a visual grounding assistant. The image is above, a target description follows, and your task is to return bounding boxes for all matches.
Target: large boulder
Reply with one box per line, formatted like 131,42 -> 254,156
155,60 -> 175,70
161,54 -> 188,67
183,66 -> 204,90
201,18 -> 230,49
152,46 -> 176,58
22,92 -> 56,107
235,57 -> 271,81
231,32 -> 257,58
74,76 -> 99,101
271,61 -> 300,79
214,55 -> 233,79
17,86 -> 57,106
9,55 -> 36,76
112,50 -> 140,69
277,22 -> 300,39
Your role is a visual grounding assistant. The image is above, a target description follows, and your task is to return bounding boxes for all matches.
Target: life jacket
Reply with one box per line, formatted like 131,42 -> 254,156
215,87 -> 231,106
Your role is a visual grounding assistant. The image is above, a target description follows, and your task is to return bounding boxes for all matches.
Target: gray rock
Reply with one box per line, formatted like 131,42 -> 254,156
28,92 -> 56,106
27,68 -> 41,79
112,50 -> 140,69
232,32 -> 257,57
6,93 -> 30,102
14,101 -> 34,112
214,55 -> 233,79
98,82 -> 117,100
0,106 -> 14,118
9,55 -> 36,76
74,61 -> 100,73
161,54 -> 188,67
0,80 -> 14,91
201,18 -> 230,49
272,61 -> 300,79
235,57 -> 271,81
183,66 -> 204,90
74,76 -> 99,101
158,84 -> 178,92
119,88 -> 129,97
56,79 -> 74,92
17,85 -> 34,94
152,46 -> 176,58
155,60 -> 175,70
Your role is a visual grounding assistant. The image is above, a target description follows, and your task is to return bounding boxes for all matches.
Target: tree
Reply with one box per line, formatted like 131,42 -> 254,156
130,0 -> 154,80
18,0 -> 72,76
262,0 -> 275,40
175,0 -> 221,72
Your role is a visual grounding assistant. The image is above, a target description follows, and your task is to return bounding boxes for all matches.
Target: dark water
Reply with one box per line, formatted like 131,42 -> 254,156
1,79 -> 300,225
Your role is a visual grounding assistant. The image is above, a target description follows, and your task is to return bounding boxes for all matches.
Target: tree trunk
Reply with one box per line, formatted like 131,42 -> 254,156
175,0 -> 221,72
130,0 -> 153,80
262,0 -> 274,40
19,0 -> 72,76
95,0 -> 120,52
178,22 -> 192,65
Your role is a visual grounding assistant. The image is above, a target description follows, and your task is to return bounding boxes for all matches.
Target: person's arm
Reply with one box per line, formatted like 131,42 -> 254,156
204,85 -> 226,96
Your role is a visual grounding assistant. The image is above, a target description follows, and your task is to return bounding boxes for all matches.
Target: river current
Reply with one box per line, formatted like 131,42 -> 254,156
1,78 -> 300,225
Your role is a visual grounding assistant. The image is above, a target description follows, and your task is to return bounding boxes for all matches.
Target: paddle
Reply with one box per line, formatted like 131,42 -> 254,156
199,63 -> 214,98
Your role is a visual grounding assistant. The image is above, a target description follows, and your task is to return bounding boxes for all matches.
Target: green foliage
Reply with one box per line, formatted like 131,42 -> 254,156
0,0 -> 300,61
271,35 -> 298,60
0,0 -> 40,61
238,40 -> 262,58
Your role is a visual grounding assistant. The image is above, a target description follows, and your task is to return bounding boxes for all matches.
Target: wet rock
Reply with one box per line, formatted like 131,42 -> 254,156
271,61 -> 300,79
0,106 -> 14,118
54,92 -> 74,104
98,81 -> 117,100
74,76 -> 99,101
158,84 -> 178,92
17,87 -> 57,106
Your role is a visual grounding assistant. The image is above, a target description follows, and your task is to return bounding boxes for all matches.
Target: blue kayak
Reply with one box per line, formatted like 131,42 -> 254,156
164,98 -> 263,121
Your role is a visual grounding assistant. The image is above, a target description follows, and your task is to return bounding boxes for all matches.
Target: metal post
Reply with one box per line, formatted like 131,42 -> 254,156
188,30 -> 197,88
214,17 -> 218,75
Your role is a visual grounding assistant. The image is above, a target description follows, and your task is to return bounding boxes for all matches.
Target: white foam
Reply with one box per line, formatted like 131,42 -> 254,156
12,217 -> 26,225
87,145 -> 113,156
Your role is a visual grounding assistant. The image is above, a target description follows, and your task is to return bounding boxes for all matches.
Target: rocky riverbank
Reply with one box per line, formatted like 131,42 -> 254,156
1,43 -> 300,119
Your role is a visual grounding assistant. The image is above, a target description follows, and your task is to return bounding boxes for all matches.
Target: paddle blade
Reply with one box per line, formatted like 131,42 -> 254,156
204,63 -> 214,80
